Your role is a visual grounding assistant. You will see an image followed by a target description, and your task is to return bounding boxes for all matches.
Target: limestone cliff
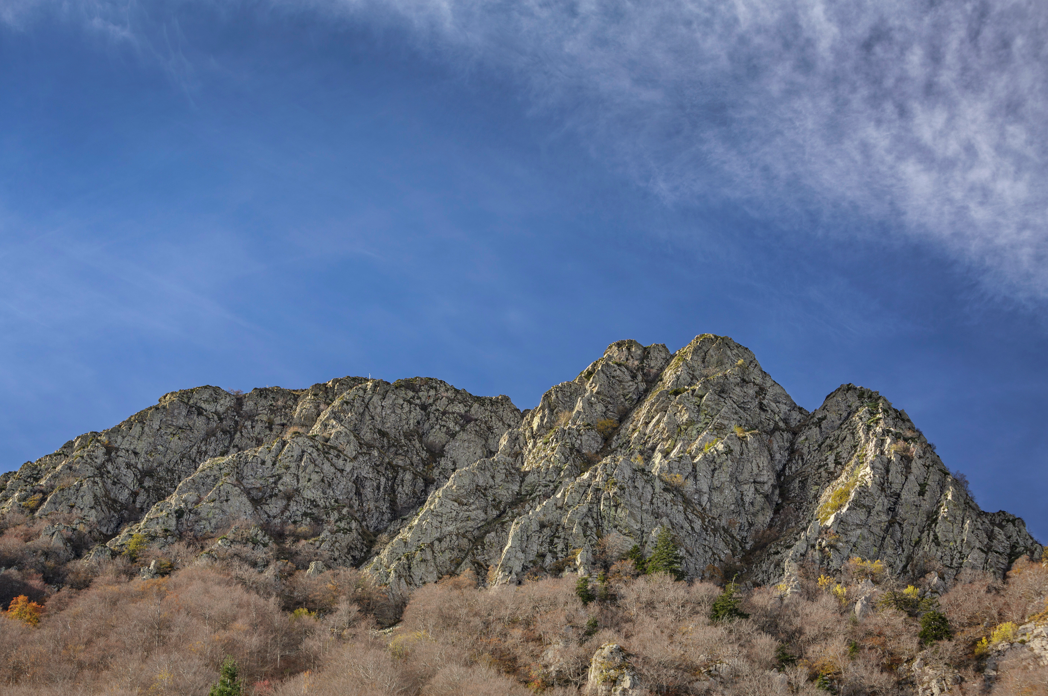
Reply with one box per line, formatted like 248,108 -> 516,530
367,335 -> 1041,587
1,377 -> 520,566
1,335 -> 1040,585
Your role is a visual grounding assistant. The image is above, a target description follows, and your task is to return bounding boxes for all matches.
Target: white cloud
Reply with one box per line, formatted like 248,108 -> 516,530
8,0 -> 1048,299
322,0 -> 1048,300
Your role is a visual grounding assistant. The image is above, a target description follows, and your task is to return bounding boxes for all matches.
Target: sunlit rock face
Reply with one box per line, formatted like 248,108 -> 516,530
1,377 -> 521,566
3,334 -> 1040,583
367,335 -> 1041,588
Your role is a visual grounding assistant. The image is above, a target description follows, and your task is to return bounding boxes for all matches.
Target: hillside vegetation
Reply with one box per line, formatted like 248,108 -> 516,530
1,335 -> 1045,694
2,509 -> 1047,695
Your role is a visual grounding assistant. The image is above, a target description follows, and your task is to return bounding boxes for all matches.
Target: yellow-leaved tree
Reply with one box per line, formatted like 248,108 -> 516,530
6,595 -> 43,626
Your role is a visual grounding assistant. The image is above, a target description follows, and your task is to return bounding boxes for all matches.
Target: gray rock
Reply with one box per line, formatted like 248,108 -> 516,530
1028,624 -> 1048,666
140,560 -> 159,580
911,655 -> 961,696
107,378 -> 520,565
854,594 -> 874,620
3,334 -> 1040,590
986,620 -> 1048,669
370,336 -> 1040,589
756,384 -> 1042,583
1,380 -> 365,537
925,572 -> 947,596
586,643 -> 642,696
370,336 -> 810,587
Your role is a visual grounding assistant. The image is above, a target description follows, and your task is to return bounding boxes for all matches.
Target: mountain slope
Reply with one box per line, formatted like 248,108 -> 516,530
368,335 -> 1041,587
1,334 -> 1040,585
757,383 -> 1038,582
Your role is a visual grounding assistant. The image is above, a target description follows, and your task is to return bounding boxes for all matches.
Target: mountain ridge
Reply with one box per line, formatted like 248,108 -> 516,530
1,334 -> 1040,588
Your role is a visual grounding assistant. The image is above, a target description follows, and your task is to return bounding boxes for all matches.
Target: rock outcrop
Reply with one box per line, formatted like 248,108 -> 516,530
585,643 -> 642,696
983,618 -> 1048,670
1,334 -> 1040,585
369,335 -> 1041,587
368,336 -> 808,587
0,382 -> 341,537
2,377 -> 520,566
753,384 -> 1040,583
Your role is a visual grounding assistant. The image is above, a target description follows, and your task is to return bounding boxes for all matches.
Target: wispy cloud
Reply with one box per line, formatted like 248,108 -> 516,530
339,0 -> 1048,300
8,0 -> 1048,299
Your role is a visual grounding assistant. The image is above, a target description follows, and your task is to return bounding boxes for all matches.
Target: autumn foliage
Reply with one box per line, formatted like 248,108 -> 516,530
5,594 -> 43,626
0,507 -> 1045,695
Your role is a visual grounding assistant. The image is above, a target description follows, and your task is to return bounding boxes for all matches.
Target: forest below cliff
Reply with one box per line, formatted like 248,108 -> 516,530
2,508 -> 1047,696
2,336 -> 1046,694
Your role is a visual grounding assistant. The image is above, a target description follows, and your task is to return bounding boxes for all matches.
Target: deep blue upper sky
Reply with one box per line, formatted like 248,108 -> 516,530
2,1 -> 1046,540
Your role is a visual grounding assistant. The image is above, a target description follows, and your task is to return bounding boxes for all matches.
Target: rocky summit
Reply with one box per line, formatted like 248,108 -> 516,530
1,335 -> 1041,586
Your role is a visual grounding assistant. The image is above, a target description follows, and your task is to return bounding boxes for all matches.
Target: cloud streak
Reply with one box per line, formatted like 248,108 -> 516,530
8,0 -> 1048,298
302,0 -> 1048,300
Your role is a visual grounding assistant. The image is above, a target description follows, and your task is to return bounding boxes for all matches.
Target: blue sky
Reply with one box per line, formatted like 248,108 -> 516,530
2,0 -> 1046,540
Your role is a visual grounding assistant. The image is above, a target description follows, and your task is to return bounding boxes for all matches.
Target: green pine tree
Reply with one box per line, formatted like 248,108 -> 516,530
209,656 -> 244,696
575,574 -> 596,605
625,545 -> 647,575
645,528 -> 685,580
710,581 -> 749,623
919,610 -> 952,645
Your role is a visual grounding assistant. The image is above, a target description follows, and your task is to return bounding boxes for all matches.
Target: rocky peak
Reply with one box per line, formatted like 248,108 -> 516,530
369,335 -> 816,587
1,334 -> 1040,588
754,384 -> 1042,583
368,335 -> 1040,588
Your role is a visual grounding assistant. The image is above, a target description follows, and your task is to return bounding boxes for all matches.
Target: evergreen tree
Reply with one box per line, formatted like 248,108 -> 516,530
209,656 -> 244,696
575,574 -> 596,605
919,610 -> 952,645
710,581 -> 749,623
625,545 -> 647,575
645,528 -> 685,580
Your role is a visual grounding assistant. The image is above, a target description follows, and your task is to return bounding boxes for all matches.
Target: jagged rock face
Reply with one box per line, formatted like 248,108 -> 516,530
750,385 -> 1042,583
0,377 -> 520,566
368,336 -> 810,587
369,335 -> 1041,588
2,333 -> 1041,586
0,382 -> 354,537
107,378 -> 520,564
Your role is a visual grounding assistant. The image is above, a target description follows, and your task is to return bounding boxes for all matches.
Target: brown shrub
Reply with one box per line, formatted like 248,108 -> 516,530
852,606 -> 920,670
940,572 -> 1007,646
1001,556 -> 1048,623
426,663 -> 533,696
2,524 -> 1041,696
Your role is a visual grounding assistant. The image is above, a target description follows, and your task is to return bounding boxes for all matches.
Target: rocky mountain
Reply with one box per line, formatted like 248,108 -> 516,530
368,335 -> 1041,588
1,335 -> 1041,587
0,377 -> 520,569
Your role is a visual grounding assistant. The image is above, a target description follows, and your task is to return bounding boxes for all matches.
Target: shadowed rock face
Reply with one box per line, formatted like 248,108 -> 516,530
3,335 -> 1041,584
